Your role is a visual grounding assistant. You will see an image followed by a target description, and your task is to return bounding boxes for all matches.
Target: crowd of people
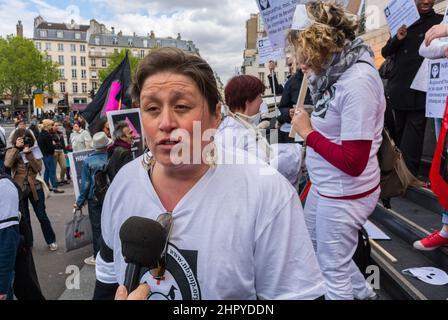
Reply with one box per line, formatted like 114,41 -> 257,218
1,0 -> 448,301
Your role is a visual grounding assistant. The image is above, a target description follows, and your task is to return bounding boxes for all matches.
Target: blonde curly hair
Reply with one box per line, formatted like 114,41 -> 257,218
286,1 -> 358,72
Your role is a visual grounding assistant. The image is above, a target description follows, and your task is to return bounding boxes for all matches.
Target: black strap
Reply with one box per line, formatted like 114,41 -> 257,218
99,237 -> 114,263
0,216 -> 19,224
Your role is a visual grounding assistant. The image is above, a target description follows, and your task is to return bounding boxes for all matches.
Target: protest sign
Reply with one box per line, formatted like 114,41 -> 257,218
68,149 -> 94,200
256,0 -> 303,51
258,36 -> 285,63
426,59 -> 448,118
384,0 -> 419,37
256,0 -> 365,53
107,108 -> 145,159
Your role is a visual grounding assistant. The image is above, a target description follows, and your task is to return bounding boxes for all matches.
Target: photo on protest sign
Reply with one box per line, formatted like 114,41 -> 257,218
258,36 -> 285,64
384,0 -> 419,37
68,149 -> 94,200
426,59 -> 448,118
106,108 -> 145,160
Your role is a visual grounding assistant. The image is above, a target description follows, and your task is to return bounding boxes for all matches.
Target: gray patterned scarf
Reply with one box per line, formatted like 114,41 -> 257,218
307,38 -> 374,105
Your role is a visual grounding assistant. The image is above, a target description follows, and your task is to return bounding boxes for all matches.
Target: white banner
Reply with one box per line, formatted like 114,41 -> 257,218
258,36 -> 285,64
384,0 -> 419,37
426,59 -> 448,119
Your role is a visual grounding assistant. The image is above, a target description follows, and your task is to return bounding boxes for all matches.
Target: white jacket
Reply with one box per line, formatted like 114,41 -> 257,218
71,129 -> 93,152
215,116 -> 302,185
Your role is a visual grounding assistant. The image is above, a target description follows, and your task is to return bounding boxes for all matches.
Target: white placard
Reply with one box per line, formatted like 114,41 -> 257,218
426,59 -> 448,118
411,58 -> 429,92
256,0 -> 303,51
256,0 -> 365,52
68,149 -> 94,200
258,36 -> 285,64
384,0 -> 420,37
20,145 -> 43,163
363,220 -> 391,240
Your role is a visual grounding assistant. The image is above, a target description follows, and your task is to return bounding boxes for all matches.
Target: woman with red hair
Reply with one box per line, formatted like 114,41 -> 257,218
216,75 -> 302,186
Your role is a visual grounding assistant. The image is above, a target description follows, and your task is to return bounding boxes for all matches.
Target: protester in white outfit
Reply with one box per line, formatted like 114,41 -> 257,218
413,23 -> 448,251
216,75 -> 302,186
94,47 -> 326,300
71,121 -> 93,152
289,2 -> 385,300
419,25 -> 448,138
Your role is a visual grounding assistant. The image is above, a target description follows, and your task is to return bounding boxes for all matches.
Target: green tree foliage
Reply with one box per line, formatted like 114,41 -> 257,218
98,49 -> 140,83
0,35 -> 59,111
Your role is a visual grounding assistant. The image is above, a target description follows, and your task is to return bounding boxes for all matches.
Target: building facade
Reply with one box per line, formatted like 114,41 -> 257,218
33,16 -> 199,110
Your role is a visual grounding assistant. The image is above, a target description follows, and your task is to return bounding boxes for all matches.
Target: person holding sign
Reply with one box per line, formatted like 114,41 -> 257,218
381,0 -> 442,177
267,60 -> 284,95
412,23 -> 448,251
288,1 -> 385,300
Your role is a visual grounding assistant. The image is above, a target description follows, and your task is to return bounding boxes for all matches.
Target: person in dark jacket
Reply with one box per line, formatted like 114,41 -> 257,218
74,132 -> 111,266
381,0 -> 442,176
267,60 -> 284,95
37,119 -> 64,193
52,122 -> 68,185
107,121 -> 133,181
276,57 -> 312,143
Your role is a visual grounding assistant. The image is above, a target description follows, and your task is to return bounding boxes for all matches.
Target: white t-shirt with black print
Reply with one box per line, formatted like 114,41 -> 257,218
96,148 -> 326,300
306,53 -> 386,197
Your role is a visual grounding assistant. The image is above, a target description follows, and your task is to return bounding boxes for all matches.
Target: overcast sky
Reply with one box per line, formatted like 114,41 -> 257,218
0,0 -> 260,83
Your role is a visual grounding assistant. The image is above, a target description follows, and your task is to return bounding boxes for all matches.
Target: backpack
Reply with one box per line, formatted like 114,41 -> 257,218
356,60 -> 424,199
94,164 -> 111,203
378,128 -> 423,199
378,54 -> 397,80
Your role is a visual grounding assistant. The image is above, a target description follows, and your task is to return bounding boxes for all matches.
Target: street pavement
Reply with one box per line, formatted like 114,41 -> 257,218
30,183 -> 96,300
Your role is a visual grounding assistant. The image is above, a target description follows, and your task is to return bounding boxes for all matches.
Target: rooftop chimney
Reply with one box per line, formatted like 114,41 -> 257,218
16,20 -> 23,38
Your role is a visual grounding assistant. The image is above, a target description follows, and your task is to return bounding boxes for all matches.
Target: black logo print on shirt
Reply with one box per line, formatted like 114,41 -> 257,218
313,86 -> 336,119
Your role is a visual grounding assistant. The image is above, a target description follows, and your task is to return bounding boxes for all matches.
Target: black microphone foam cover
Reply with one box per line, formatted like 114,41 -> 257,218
119,216 -> 166,268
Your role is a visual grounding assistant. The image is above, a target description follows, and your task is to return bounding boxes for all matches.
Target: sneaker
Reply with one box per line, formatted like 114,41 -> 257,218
413,231 -> 448,251
52,189 -> 65,194
84,255 -> 96,266
48,242 -> 58,251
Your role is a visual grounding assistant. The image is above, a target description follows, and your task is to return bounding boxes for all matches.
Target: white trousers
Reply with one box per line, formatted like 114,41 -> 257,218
304,185 -> 380,300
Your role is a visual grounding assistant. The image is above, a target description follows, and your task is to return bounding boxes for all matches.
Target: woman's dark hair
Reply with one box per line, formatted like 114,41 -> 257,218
224,75 -> 265,112
73,120 -> 85,129
132,47 -> 222,115
11,128 -> 35,148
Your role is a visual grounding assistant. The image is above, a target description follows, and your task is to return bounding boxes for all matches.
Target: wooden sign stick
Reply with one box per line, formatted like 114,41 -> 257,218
289,75 -> 309,139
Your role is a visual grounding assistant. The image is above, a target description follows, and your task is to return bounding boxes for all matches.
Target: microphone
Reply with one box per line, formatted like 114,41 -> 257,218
119,216 -> 166,294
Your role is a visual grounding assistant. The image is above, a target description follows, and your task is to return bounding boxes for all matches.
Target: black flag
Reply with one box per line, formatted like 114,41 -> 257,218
81,51 -> 132,133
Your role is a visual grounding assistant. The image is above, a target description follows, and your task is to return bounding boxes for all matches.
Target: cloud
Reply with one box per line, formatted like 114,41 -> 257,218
0,0 -> 260,83
95,1 -> 259,82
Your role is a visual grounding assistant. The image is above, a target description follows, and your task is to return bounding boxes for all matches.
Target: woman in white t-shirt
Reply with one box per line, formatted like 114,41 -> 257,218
289,2 -> 385,299
94,47 -> 326,300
